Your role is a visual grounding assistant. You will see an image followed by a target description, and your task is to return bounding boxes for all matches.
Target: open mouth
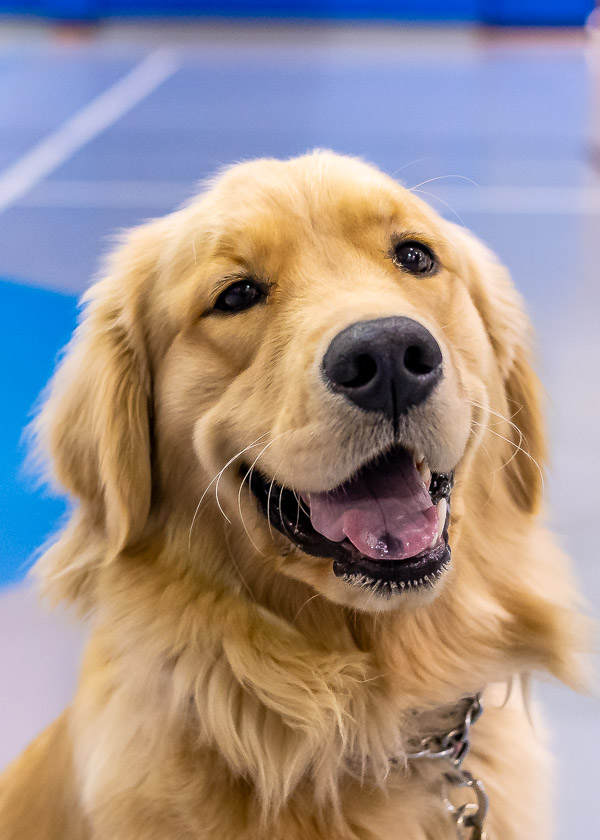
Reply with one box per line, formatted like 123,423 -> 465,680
245,446 -> 453,597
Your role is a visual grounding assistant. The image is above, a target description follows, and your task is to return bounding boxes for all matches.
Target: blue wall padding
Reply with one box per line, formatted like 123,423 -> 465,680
101,0 -> 480,18
0,0 -> 594,25
485,0 -> 594,25
0,280 -> 76,586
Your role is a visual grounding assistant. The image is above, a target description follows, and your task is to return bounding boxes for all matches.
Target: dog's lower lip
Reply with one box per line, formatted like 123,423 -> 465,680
244,447 -> 454,594
332,538 -> 450,588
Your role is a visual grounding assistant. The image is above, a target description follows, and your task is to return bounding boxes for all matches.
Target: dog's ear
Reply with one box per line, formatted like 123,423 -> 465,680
36,223 -> 164,559
450,223 -> 546,515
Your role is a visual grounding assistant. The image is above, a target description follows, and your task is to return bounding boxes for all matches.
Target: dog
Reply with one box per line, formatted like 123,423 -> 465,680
0,151 -> 584,839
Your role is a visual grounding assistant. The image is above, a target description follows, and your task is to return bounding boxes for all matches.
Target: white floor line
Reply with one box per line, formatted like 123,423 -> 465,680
18,178 -> 195,209
12,180 -> 600,215
426,185 -> 600,216
0,49 -> 180,215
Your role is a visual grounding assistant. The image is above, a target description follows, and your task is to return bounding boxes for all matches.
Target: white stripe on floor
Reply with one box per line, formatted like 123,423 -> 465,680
17,179 -> 194,209
0,49 -> 179,215
13,180 -> 600,215
421,185 -> 600,216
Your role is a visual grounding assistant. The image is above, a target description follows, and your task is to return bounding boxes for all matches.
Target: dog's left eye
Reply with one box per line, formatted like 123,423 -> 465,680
213,280 -> 266,313
393,241 -> 437,276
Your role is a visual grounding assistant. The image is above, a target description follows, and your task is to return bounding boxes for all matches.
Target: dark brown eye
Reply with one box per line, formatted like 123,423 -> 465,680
393,241 -> 437,276
213,280 -> 265,313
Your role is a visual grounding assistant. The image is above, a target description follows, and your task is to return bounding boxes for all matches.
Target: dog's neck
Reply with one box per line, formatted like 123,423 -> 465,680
404,693 -> 483,756
344,682 -> 485,768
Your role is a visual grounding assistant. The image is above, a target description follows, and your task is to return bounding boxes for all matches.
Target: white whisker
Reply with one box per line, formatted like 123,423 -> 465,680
266,475 -> 277,540
268,450 -> 294,541
471,416 -> 544,498
388,157 -> 434,180
471,399 -> 525,462
471,398 -> 525,426
292,489 -> 310,530
291,592 -> 321,625
237,430 -> 294,548
468,397 -> 544,499
408,174 -> 480,191
187,432 -> 269,561
213,483 -> 231,525
408,187 -> 466,227
237,464 -> 266,556
278,480 -> 285,536
223,520 -> 256,603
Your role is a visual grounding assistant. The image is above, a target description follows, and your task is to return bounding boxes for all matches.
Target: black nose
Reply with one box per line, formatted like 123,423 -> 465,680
322,317 -> 443,420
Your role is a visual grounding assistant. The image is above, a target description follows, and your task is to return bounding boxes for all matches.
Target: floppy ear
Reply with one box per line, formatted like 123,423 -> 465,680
450,224 -> 546,515
36,225 -> 161,558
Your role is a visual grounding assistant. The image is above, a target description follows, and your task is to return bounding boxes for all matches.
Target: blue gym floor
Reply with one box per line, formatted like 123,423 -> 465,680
0,21 -> 598,835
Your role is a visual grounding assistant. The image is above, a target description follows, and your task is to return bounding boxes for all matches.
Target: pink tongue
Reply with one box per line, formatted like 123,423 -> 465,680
308,449 -> 438,561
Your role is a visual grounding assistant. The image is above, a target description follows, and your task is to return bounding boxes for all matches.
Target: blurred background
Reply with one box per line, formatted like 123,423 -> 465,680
0,0 -> 598,835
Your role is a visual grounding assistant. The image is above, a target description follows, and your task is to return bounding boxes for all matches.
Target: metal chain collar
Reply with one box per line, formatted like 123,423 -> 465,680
406,694 -> 489,840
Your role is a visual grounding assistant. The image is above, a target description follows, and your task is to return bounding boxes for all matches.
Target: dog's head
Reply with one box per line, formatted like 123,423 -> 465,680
36,152 -> 545,615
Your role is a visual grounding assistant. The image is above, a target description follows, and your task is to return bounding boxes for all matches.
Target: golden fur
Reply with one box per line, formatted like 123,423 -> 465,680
0,152 -> 585,839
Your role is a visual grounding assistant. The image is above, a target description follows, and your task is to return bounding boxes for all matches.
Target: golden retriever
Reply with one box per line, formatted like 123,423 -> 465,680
0,151 -> 585,839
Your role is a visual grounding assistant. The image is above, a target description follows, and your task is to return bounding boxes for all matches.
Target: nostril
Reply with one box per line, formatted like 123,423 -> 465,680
403,345 -> 435,376
340,354 -> 378,388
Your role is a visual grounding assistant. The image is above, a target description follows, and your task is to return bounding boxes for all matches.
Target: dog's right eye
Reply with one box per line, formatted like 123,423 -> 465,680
213,280 -> 266,313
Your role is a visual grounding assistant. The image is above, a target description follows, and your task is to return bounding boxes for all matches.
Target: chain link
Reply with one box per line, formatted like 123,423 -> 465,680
406,694 -> 488,840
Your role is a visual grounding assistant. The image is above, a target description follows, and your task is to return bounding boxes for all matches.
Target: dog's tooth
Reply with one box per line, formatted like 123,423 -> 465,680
417,459 -> 432,486
400,581 -> 405,589
436,497 -> 447,542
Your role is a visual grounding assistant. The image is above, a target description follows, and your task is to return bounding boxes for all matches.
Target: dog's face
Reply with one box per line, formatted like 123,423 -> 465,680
40,152 -> 543,615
